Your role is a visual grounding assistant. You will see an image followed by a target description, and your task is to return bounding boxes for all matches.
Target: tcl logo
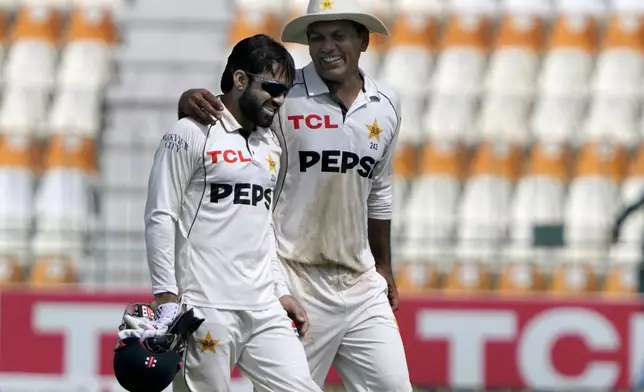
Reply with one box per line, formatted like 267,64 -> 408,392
288,114 -> 339,130
207,149 -> 251,164
413,306 -> 642,390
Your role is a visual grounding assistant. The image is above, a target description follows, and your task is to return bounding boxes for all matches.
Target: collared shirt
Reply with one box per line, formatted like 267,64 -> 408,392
271,62 -> 402,273
144,106 -> 283,309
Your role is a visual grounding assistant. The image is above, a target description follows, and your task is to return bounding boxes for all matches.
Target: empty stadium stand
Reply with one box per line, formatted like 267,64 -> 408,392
0,0 -> 642,296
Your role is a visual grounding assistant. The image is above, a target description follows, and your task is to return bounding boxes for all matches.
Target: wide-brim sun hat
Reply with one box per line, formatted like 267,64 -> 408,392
282,0 -> 390,45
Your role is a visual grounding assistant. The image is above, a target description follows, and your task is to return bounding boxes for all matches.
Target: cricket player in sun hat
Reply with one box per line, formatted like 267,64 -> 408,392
173,0 -> 413,390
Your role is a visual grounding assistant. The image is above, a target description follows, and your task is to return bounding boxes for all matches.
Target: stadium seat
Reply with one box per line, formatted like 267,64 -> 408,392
399,141 -> 463,264
0,255 -> 24,285
477,93 -> 531,145
449,142 -> 520,291
423,94 -> 478,142
0,135 -> 35,260
29,255 -> 78,287
509,143 -> 569,245
228,10 -> 280,45
47,88 -> 102,138
590,15 -> 644,96
431,14 -> 490,95
31,135 -> 96,260
531,93 -> 586,144
381,14 -> 435,144
603,248 -> 639,296
549,261 -> 599,294
484,14 -> 543,95
379,14 -> 435,98
395,263 -> 441,293
4,6 -> 61,89
57,7 -> 116,90
497,260 -> 545,293
538,14 -> 597,95
563,143 -> 625,257
443,260 -> 493,292
581,95 -> 639,146
0,85 -> 50,136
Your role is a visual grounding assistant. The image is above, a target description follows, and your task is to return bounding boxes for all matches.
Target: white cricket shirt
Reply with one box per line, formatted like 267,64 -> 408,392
271,63 -> 402,273
144,108 -> 285,310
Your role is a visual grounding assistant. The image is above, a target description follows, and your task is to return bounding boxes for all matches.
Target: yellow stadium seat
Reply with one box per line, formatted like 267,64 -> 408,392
0,255 -> 24,286
229,10 -> 280,45
64,7 -> 116,44
547,14 -> 598,53
443,262 -> 492,293
485,14 -> 542,95
11,6 -> 61,44
601,14 -> 644,51
432,14 -> 490,95
468,141 -> 522,182
549,263 -> 598,295
441,14 -> 491,51
497,262 -> 544,294
627,145 -> 644,177
0,134 -> 35,169
29,256 -> 77,288
603,263 -> 638,296
389,14 -> 436,49
396,262 -> 441,293
43,134 -> 97,174
574,142 -> 628,183
539,14 -> 598,95
418,140 -> 465,178
495,14 -> 543,52
525,142 -> 571,182
393,143 -> 417,180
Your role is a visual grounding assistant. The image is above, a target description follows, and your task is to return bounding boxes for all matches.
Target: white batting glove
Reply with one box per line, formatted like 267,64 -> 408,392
140,302 -> 180,341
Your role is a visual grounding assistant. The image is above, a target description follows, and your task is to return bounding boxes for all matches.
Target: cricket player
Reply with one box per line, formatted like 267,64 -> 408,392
142,34 -> 321,392
175,1 -> 413,391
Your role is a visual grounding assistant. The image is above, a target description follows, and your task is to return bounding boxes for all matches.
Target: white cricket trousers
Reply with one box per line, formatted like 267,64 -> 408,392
172,300 -> 321,392
279,259 -> 413,392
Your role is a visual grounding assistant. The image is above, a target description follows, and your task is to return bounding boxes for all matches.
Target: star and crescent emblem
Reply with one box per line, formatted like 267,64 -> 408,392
198,331 -> 220,354
266,153 -> 278,173
320,0 -> 333,11
366,119 -> 382,142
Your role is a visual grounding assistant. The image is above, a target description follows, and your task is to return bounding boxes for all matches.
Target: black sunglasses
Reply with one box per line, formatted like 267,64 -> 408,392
246,73 -> 291,98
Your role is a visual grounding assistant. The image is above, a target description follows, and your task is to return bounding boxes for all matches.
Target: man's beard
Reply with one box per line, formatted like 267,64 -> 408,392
239,87 -> 273,128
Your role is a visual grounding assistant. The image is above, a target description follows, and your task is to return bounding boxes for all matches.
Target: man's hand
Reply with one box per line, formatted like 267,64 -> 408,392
178,88 -> 225,124
140,301 -> 180,340
377,268 -> 400,312
279,295 -> 310,337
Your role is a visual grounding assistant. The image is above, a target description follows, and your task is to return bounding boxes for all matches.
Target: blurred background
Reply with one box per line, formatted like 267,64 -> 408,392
1,0 -> 644,390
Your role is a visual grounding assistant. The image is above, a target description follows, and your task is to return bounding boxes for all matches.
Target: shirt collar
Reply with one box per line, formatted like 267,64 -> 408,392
219,99 -> 271,141
302,62 -> 380,101
219,102 -> 244,133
